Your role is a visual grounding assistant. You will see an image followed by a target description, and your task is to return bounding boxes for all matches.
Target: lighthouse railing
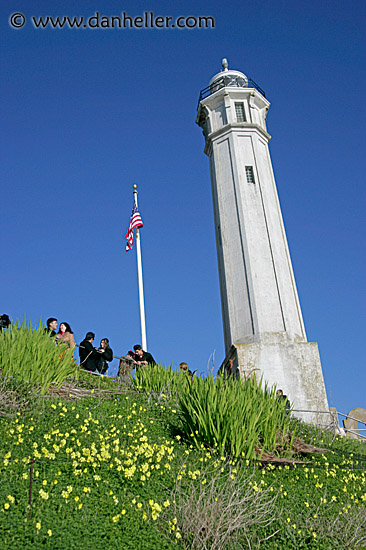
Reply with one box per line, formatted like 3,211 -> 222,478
198,76 -> 266,106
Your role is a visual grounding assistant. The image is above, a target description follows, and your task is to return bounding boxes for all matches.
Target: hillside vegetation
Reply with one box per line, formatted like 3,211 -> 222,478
0,324 -> 365,549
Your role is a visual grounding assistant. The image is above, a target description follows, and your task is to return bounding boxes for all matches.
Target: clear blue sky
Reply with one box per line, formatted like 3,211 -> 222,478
1,0 -> 365,417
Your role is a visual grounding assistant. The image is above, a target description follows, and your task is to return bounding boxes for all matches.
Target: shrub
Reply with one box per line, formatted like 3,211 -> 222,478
0,320 -> 77,395
163,459 -> 278,550
0,375 -> 30,417
177,373 -> 293,458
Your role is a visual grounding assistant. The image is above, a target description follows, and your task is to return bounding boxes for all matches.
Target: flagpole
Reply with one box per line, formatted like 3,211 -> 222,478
133,184 -> 147,351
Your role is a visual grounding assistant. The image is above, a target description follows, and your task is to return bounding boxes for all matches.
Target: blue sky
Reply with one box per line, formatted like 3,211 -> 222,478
1,0 -> 365,417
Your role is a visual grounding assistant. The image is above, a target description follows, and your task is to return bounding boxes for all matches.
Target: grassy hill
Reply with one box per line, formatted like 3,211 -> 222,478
0,371 -> 365,550
0,324 -> 365,549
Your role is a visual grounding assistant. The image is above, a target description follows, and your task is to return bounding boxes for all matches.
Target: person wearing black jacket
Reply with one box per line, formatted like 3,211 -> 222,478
276,389 -> 291,415
79,332 -> 100,372
0,314 -> 11,332
45,317 -> 58,337
129,344 -> 156,366
97,338 -> 113,374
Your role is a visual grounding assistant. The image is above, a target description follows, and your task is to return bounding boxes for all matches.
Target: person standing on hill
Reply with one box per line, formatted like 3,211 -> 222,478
179,362 -> 194,378
56,322 -> 76,349
276,389 -> 291,415
97,338 -> 113,374
0,314 -> 11,332
45,318 -> 58,337
79,332 -> 100,372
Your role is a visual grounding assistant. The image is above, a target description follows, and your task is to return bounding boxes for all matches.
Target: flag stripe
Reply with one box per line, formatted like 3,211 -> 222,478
125,202 -> 143,251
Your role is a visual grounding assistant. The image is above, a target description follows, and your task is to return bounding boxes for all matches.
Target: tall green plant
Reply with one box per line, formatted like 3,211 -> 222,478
132,364 -> 189,395
0,320 -> 77,394
177,373 -> 292,459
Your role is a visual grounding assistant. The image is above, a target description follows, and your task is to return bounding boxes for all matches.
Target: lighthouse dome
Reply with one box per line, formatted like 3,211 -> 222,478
208,58 -> 248,88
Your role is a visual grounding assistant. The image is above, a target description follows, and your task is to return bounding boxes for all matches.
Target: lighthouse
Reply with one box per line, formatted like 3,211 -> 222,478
196,60 -> 329,421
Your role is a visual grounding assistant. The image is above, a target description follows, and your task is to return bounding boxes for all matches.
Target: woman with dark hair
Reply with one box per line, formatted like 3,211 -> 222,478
97,338 -> 113,374
56,322 -> 76,349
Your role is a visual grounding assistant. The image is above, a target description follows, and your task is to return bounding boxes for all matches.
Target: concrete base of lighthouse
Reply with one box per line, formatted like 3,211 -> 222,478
219,333 -> 329,424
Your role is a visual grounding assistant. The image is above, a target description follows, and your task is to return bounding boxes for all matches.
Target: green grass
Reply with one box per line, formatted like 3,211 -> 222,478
0,375 -> 365,549
132,363 -> 187,395
0,332 -> 365,549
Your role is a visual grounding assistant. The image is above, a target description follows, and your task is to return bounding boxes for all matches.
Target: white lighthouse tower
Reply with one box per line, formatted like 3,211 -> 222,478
196,60 -> 329,421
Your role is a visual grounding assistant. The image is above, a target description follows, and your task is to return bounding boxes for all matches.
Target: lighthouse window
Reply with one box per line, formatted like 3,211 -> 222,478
235,102 -> 246,122
245,166 -> 255,183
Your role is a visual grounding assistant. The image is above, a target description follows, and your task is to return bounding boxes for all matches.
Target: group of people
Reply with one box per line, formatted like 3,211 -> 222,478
10,316 -> 288,398
44,318 -> 198,379
45,317 -> 157,376
45,318 -> 76,348
45,318 -> 115,374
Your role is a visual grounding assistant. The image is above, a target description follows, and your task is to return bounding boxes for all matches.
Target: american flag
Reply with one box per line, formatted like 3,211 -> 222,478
125,202 -> 143,251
